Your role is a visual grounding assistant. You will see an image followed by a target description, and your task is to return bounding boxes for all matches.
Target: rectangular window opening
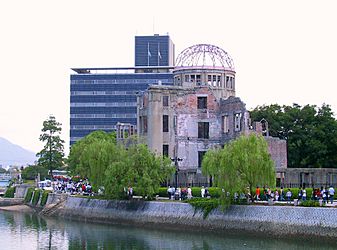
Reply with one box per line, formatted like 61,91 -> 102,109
163,96 -> 169,107
198,122 -> 209,139
197,97 -> 207,109
163,115 -> 169,132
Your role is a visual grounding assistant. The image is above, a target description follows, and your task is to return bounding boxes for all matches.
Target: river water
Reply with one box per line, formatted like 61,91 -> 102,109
0,210 -> 336,250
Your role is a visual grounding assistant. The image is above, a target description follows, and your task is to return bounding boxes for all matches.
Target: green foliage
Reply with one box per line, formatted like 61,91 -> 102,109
68,130 -> 116,178
186,198 -> 220,219
250,103 -> 337,168
21,165 -> 48,180
32,189 -> 41,205
203,134 -> 275,204
24,188 -> 34,203
36,115 -> 65,177
104,143 -> 174,199
40,190 -> 51,206
69,131 -> 174,199
0,167 -> 6,173
4,186 -> 16,198
300,200 -> 321,207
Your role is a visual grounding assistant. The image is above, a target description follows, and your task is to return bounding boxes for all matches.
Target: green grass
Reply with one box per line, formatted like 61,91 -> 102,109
4,186 -> 16,198
32,189 -> 41,205
40,190 -> 51,206
24,188 -> 34,203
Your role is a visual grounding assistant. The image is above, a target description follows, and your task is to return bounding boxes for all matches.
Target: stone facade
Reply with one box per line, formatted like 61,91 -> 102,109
137,45 -> 287,186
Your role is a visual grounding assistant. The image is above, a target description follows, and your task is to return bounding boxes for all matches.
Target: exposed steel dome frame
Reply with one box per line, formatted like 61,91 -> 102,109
175,44 -> 235,70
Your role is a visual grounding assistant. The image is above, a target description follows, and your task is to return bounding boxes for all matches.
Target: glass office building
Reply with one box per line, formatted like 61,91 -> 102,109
135,35 -> 175,67
70,34 -> 175,145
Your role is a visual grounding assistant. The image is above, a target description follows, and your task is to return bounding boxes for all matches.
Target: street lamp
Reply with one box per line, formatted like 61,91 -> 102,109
171,157 -> 183,188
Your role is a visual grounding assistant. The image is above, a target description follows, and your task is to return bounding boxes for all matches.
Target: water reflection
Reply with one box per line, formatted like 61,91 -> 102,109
0,210 -> 336,250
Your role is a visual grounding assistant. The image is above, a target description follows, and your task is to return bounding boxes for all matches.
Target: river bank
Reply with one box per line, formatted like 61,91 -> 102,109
0,204 -> 34,212
39,193 -> 337,238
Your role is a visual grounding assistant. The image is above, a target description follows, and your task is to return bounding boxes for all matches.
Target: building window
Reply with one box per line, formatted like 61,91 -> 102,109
143,116 -> 148,133
163,96 -> 169,107
163,145 -> 169,157
196,74 -> 201,85
222,115 -> 229,133
197,97 -> 207,109
173,115 -> 177,134
198,151 -> 206,168
163,115 -> 169,132
198,122 -> 209,139
185,75 -> 189,82
234,113 -> 241,132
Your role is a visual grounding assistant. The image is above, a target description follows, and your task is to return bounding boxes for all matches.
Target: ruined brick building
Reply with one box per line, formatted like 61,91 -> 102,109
137,44 -> 287,186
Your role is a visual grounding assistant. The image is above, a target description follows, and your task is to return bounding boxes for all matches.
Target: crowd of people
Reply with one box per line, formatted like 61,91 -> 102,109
51,178 -> 94,195
254,185 -> 335,204
167,186 -> 211,200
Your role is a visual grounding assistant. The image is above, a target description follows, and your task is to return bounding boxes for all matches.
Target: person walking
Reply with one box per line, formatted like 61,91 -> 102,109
187,186 -> 192,199
286,189 -> 292,203
329,186 -> 335,204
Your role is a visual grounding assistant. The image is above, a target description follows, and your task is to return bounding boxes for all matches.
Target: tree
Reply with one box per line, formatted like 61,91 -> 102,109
36,115 -> 65,177
104,143 -> 174,199
21,164 -> 48,180
203,134 -> 275,204
250,103 -> 337,168
68,130 -> 116,178
68,131 -> 174,199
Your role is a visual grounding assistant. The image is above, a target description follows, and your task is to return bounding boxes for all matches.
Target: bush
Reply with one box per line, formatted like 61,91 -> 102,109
186,198 -> 220,219
4,186 -> 16,198
24,187 -> 34,203
157,187 -> 168,197
32,189 -> 41,205
40,190 -> 51,206
300,200 -> 321,207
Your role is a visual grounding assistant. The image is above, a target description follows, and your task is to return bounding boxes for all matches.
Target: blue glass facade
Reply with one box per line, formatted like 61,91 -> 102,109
135,35 -> 174,67
70,72 -> 173,145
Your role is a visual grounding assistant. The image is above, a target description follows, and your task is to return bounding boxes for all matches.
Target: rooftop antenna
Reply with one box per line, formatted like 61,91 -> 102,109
152,16 -> 155,34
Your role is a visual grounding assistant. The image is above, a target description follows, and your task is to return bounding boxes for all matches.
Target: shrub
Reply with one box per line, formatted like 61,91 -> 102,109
24,187 -> 34,203
40,190 -> 51,206
300,200 -> 321,207
32,189 -> 41,205
157,187 -> 168,197
186,198 -> 220,219
4,186 -> 16,198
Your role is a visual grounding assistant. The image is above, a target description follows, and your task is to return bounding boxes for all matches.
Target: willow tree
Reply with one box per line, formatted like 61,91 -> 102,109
203,133 -> 275,202
104,144 -> 174,199
67,130 -> 116,178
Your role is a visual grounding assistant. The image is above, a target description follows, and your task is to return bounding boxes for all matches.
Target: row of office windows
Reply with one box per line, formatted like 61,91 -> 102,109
70,114 -> 137,118
70,102 -> 137,107
70,125 -> 117,130
71,79 -> 173,85
71,91 -> 137,96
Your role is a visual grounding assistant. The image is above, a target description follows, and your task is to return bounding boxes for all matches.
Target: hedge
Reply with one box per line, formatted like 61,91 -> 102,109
4,186 -> 16,198
40,190 -> 51,206
32,189 -> 41,205
24,187 -> 34,203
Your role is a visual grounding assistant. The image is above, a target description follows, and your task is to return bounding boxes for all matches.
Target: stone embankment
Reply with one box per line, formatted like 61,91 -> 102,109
43,193 -> 337,238
0,198 -> 24,207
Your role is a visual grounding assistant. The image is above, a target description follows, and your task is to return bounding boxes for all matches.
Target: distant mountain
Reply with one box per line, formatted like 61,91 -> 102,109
0,137 -> 36,167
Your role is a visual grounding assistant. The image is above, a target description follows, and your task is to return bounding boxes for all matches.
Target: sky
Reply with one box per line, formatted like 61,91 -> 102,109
1,0 -> 337,156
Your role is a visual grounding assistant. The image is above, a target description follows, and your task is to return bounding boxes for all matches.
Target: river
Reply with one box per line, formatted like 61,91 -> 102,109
0,209 -> 336,250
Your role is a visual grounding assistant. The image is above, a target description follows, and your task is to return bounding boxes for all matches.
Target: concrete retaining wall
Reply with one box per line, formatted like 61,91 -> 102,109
45,194 -> 337,238
0,198 -> 24,206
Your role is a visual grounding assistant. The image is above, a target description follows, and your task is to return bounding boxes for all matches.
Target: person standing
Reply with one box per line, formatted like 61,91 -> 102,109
255,186 -> 261,201
286,189 -> 292,203
302,188 -> 307,201
187,186 -> 192,199
201,186 -> 205,198
329,186 -> 335,204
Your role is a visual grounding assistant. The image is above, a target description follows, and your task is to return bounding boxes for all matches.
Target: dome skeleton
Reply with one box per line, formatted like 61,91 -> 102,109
176,44 -> 235,70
